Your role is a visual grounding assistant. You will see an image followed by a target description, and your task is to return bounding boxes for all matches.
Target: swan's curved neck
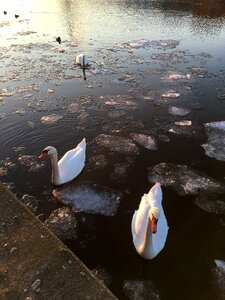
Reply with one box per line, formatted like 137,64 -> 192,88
140,217 -> 153,257
50,153 -> 61,185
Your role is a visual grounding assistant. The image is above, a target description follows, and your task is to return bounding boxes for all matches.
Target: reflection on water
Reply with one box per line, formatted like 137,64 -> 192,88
2,0 -> 225,48
1,0 -> 225,299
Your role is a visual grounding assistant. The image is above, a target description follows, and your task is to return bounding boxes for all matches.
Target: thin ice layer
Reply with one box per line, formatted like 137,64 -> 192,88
202,121 -> 225,161
53,184 -> 121,216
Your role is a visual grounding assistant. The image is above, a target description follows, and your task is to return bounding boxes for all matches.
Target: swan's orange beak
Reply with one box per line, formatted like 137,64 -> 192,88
39,151 -> 47,159
151,217 -> 158,234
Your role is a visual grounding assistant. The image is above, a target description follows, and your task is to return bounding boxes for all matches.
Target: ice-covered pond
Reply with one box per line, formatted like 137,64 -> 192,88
1,0 -> 225,299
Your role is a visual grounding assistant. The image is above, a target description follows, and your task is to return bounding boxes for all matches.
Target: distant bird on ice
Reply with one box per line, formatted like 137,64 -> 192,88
56,37 -> 61,44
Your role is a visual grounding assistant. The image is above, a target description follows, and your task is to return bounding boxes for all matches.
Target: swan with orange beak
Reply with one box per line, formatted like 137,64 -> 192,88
131,182 -> 169,259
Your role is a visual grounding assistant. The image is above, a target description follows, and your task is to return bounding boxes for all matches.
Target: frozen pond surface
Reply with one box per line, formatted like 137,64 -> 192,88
1,0 -> 225,299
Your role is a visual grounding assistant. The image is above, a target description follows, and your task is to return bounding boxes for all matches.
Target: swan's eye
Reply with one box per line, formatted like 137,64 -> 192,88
152,216 -> 158,224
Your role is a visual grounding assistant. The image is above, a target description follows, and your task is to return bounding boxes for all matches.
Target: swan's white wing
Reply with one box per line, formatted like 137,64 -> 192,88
58,139 -> 86,183
132,194 -> 150,251
148,182 -> 162,206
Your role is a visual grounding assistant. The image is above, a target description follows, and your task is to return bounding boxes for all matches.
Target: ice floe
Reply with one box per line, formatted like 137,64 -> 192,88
126,39 -> 179,50
111,162 -> 130,181
67,102 -> 79,113
123,279 -> 160,300
18,154 -> 45,172
99,95 -> 138,110
161,90 -> 180,99
53,184 -> 122,216
212,259 -> 225,298
95,134 -> 139,155
130,133 -> 157,150
195,194 -> 225,215
41,114 -> 63,124
175,120 -> 192,126
202,121 -> 225,161
168,73 -> 190,81
88,154 -> 108,170
168,106 -> 191,116
45,207 -> 78,240
148,163 -> 225,196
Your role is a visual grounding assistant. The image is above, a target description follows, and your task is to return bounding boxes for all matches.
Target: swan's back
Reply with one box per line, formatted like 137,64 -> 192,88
58,138 -> 86,183
132,194 -> 150,252
76,54 -> 88,66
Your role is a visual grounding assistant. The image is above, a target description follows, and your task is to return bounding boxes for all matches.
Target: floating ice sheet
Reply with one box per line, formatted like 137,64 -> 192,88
88,154 -> 108,170
148,163 -> 225,196
126,39 -> 179,50
168,74 -> 190,81
175,120 -> 192,126
45,207 -> 78,240
195,195 -> 225,215
95,134 -> 139,155
212,260 -> 225,297
111,162 -> 130,181
202,121 -> 225,161
131,133 -> 157,150
123,279 -> 160,300
67,102 -> 79,113
18,154 -> 45,172
168,106 -> 191,116
161,90 -> 180,99
41,114 -> 63,124
53,184 -> 122,216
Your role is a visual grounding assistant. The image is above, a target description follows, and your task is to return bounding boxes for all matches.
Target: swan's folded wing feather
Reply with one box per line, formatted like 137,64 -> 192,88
148,182 -> 162,205
132,195 -> 150,249
58,147 -> 86,182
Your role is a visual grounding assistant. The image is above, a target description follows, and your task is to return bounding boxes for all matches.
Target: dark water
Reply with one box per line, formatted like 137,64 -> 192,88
1,0 -> 225,299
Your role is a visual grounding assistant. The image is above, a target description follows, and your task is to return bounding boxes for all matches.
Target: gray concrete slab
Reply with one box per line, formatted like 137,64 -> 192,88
0,183 -> 117,300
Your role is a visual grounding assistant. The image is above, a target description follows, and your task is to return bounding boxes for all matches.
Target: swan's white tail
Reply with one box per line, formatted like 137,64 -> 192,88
149,182 -> 162,203
78,138 -> 86,149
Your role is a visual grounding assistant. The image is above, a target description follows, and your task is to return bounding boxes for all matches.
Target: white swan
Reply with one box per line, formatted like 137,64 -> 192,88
76,54 -> 88,67
131,182 -> 169,259
39,138 -> 86,186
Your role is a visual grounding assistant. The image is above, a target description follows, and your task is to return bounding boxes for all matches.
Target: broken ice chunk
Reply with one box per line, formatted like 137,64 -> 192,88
161,90 -> 180,99
202,121 -> 225,161
148,163 -> 225,196
45,207 -> 78,240
130,133 -> 157,150
41,114 -> 63,124
212,260 -> 225,297
175,120 -> 192,126
53,184 -> 122,216
67,102 -> 79,113
195,195 -> 225,215
95,134 -> 139,155
168,74 -> 190,81
168,106 -> 191,116
123,279 -> 160,300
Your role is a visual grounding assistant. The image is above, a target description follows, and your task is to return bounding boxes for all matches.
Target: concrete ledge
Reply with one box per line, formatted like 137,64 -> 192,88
0,183 -> 117,300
